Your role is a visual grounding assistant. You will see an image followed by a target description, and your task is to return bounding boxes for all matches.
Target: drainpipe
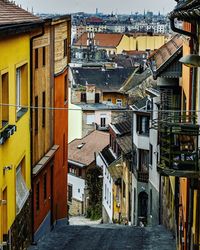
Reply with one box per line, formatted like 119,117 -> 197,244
30,23 -> 45,245
170,17 -> 198,250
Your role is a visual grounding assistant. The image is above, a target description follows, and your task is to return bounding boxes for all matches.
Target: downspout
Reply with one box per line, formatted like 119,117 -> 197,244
170,17 -> 197,250
30,24 -> 45,244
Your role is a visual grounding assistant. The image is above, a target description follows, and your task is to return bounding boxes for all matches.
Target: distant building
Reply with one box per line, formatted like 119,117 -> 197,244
68,63 -> 132,142
68,130 -> 109,216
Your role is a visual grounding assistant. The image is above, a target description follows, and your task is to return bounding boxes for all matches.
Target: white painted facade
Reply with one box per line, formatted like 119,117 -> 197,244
133,113 -> 149,150
95,110 -> 111,129
68,173 -> 85,202
149,95 -> 160,192
96,153 -> 113,222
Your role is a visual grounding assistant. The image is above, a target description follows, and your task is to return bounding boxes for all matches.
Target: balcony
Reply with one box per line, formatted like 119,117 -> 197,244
137,171 -> 149,183
156,114 -> 200,177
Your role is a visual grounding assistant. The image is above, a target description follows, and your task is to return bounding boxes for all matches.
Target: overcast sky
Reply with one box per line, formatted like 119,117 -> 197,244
15,0 -> 176,15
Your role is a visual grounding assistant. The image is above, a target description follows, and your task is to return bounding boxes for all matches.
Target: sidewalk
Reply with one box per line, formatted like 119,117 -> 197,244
69,216 -> 102,225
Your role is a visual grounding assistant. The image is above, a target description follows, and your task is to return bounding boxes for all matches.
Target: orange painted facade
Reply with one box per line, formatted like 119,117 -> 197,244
53,71 -> 68,221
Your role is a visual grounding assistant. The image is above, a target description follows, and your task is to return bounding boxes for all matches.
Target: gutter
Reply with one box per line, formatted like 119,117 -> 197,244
30,24 -> 45,245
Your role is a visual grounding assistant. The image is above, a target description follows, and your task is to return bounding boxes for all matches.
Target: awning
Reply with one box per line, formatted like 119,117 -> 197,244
108,156 -> 123,179
32,145 -> 59,176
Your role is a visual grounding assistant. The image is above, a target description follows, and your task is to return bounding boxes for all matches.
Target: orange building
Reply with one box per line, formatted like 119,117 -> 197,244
31,15 -> 71,241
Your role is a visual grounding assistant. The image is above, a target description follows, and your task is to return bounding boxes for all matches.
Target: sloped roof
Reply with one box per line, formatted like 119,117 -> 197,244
74,32 -> 124,48
0,0 -> 41,25
68,130 -> 109,166
72,67 -> 132,92
132,96 -> 150,110
148,35 -> 182,70
169,0 -> 200,21
100,145 -> 116,166
116,135 -> 132,154
110,119 -> 131,136
148,35 -> 182,78
120,68 -> 152,93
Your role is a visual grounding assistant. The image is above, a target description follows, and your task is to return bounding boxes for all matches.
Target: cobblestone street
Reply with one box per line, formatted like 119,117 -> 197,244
28,217 -> 175,250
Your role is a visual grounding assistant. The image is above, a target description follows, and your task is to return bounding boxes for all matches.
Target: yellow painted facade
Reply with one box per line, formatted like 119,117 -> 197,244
101,34 -> 165,55
0,34 -> 31,242
136,35 -> 165,51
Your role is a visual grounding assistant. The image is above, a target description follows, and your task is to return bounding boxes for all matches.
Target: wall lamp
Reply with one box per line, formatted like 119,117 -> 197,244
3,165 -> 12,174
179,54 -> 200,68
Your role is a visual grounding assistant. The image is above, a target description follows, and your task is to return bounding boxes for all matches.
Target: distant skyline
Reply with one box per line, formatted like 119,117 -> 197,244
15,0 -> 176,15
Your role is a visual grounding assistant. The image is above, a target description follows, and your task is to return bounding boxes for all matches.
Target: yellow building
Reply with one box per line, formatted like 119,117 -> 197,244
73,32 -> 165,55
0,2 -> 42,249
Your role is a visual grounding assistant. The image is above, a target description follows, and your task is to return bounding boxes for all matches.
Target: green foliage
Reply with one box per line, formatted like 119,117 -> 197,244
86,166 -> 103,220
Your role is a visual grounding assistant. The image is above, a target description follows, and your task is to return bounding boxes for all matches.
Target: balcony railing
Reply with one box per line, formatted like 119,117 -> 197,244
156,114 -> 200,177
137,171 -> 149,183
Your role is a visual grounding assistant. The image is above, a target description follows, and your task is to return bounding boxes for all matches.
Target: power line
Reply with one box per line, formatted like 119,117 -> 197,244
0,102 -> 200,113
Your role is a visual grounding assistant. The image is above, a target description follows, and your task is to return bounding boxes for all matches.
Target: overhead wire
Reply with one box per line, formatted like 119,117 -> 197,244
0,102 -> 200,113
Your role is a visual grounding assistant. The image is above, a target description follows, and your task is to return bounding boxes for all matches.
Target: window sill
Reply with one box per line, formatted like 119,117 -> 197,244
0,120 -> 8,132
17,108 -> 28,121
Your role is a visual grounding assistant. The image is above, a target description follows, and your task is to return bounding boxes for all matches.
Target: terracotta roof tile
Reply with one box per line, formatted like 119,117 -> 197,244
148,34 -> 182,70
68,130 -> 109,166
0,0 -> 41,25
74,32 -> 123,48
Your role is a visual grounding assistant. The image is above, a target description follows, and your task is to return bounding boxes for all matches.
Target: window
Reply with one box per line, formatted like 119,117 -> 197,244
139,150 -> 149,172
16,163 -> 29,214
42,92 -> 45,127
150,189 -> 152,215
1,72 -> 9,129
68,185 -> 72,202
42,47 -> 46,66
35,48 -> 38,69
86,114 -> 95,124
116,99 -> 122,106
81,93 -> 86,102
137,115 -> 150,135
16,68 -> 21,112
16,64 -> 28,118
36,182 -> 40,211
149,144 -> 153,166
43,173 -> 47,200
35,96 -> 38,133
123,180 -> 126,198
100,117 -> 106,127
64,75 -> 68,103
64,38 -> 68,58
95,93 -> 100,103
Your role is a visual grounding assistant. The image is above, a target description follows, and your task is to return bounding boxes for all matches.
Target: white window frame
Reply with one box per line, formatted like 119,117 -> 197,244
86,114 -> 95,125
116,99 -> 122,106
16,165 -> 29,214
16,67 -> 21,112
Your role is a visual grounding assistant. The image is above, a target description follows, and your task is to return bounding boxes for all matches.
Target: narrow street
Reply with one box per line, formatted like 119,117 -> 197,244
28,217 -> 176,250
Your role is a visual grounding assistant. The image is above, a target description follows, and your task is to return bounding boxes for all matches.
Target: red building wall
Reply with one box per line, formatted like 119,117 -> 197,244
53,70 -> 68,221
33,163 -> 52,232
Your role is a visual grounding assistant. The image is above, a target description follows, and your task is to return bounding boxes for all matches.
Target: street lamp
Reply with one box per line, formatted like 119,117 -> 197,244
179,54 -> 200,68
